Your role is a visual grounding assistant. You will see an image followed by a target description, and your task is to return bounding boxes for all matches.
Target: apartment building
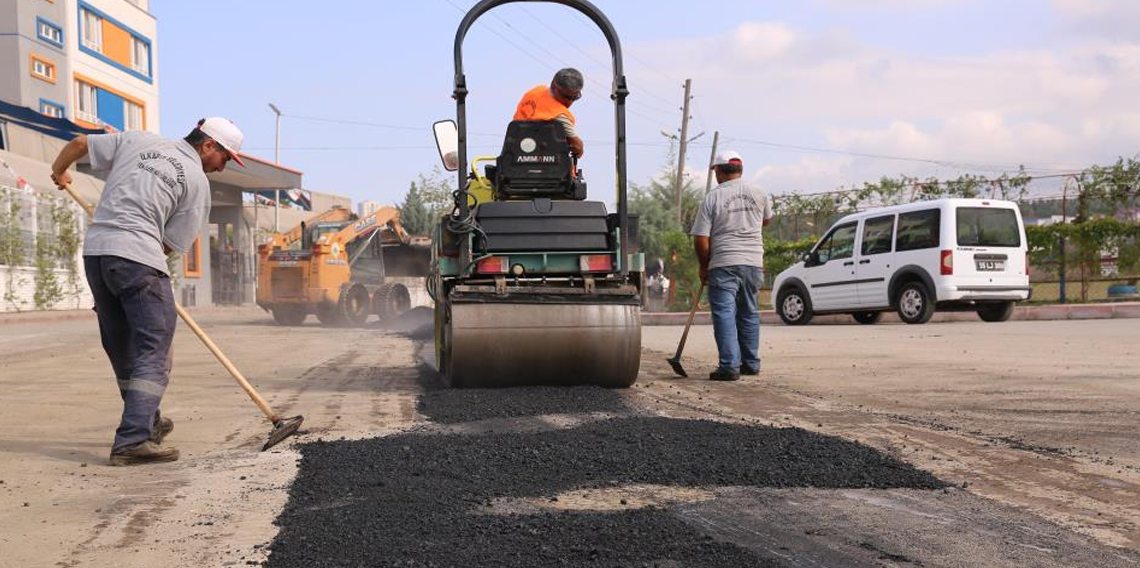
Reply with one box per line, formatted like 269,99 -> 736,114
0,0 -> 158,133
357,199 -> 382,218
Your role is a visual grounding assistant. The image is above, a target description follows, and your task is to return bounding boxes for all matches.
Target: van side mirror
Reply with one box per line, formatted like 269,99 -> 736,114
433,120 -> 459,172
801,251 -> 820,266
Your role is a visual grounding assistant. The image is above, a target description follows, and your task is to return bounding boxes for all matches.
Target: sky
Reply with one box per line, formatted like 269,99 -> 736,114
151,0 -> 1140,208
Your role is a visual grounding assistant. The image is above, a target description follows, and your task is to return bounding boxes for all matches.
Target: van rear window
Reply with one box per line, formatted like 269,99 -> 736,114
956,207 -> 1020,247
896,209 -> 940,251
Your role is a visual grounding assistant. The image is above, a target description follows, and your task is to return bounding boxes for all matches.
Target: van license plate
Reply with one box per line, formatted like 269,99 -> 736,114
976,260 -> 1005,271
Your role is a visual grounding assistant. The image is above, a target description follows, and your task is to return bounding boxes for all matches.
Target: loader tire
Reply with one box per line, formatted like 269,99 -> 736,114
339,284 -> 372,327
271,306 -> 307,326
373,283 -> 411,322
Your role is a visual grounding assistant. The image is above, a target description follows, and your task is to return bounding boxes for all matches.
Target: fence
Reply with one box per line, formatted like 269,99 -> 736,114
0,184 -> 91,312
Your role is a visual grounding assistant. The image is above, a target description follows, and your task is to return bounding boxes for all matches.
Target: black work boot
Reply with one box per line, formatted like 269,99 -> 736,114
150,412 -> 174,445
739,365 -> 760,376
109,441 -> 180,466
708,368 -> 740,382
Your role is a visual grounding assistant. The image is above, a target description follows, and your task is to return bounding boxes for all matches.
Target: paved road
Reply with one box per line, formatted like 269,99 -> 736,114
1,309 -> 1137,566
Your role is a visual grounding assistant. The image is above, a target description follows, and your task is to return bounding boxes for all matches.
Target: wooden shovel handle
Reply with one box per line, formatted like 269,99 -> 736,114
61,183 -> 279,423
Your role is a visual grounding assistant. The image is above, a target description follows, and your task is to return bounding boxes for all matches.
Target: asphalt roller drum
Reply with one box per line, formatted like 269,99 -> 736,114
444,302 -> 641,388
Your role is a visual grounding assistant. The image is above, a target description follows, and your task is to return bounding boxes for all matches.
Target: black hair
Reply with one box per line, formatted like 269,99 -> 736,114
716,163 -> 743,175
184,118 -> 210,147
553,68 -> 584,91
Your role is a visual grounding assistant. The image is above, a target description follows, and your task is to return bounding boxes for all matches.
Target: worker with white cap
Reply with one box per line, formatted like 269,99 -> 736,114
690,150 -> 774,381
50,117 -> 244,465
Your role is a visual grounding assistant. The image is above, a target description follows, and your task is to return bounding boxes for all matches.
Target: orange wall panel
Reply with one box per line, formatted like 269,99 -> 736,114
101,20 -> 132,67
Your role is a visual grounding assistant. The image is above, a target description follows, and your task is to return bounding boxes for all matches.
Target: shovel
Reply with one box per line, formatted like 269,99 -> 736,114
666,282 -> 704,377
60,182 -> 303,451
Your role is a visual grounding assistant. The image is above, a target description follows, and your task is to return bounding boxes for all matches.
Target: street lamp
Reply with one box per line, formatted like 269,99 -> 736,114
268,103 -> 283,231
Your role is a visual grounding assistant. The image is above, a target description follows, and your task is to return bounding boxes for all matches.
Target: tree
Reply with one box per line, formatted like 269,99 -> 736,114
398,182 -> 431,235
397,166 -> 456,235
629,142 -> 704,309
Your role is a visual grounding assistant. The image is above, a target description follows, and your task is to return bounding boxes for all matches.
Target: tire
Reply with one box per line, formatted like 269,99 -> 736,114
852,311 -> 882,325
338,284 -> 372,327
977,301 -> 1014,322
895,281 -> 934,324
373,283 -> 412,322
777,286 -> 813,326
315,305 -> 343,326
271,306 -> 307,326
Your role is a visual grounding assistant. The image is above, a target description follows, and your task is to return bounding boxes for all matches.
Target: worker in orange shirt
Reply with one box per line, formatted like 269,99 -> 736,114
514,68 -> 585,159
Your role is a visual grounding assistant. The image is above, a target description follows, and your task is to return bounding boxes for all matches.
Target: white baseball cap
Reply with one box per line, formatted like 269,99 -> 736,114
198,117 -> 245,167
711,150 -> 743,168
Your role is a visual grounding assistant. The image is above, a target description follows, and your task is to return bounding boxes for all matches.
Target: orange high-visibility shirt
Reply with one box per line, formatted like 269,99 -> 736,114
513,85 -> 576,124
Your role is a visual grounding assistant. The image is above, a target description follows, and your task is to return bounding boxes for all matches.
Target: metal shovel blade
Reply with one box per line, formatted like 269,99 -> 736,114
262,415 -> 304,451
666,356 -> 687,378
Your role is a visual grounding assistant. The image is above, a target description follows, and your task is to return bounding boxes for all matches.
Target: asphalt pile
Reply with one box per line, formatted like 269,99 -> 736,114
267,396 -> 946,567
416,385 -> 637,424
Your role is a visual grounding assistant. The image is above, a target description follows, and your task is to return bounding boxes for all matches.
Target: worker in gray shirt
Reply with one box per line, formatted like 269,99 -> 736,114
690,151 -> 774,381
50,117 -> 244,465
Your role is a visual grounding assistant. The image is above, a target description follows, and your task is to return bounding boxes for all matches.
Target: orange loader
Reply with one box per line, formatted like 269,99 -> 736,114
256,206 -> 412,326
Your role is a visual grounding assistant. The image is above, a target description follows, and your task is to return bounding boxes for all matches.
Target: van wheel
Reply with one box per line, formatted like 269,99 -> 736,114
852,311 -> 882,325
895,282 -> 934,324
977,301 -> 1014,322
777,287 -> 813,326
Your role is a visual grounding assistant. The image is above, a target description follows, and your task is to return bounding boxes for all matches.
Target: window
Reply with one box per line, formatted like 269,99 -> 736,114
124,100 -> 144,131
76,81 -> 99,124
861,215 -> 895,256
815,222 -> 857,264
40,99 -> 65,119
896,209 -> 941,252
956,207 -> 1020,247
130,36 -> 150,75
0,120 -> 7,151
36,18 -> 63,47
81,9 -> 103,51
184,237 -> 202,278
30,55 -> 56,82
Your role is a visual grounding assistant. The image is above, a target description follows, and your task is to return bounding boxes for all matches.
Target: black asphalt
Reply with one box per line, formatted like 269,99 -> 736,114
266,384 -> 945,568
416,385 -> 638,424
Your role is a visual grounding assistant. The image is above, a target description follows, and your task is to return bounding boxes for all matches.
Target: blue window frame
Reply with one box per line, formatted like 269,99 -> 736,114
36,17 -> 64,48
40,99 -> 66,119
77,2 -> 153,84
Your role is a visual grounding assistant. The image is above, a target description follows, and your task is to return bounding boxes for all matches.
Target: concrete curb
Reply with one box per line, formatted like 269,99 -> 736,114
0,304 -> 253,326
4,302 -> 1137,327
641,301 -> 1140,326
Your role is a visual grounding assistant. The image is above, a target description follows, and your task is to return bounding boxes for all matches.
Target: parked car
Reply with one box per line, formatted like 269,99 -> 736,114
773,198 -> 1030,325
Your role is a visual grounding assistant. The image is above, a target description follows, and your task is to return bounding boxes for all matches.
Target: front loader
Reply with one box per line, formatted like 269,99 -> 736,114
257,206 -> 413,326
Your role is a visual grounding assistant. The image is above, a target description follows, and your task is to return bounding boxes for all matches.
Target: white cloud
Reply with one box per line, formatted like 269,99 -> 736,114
1052,0 -> 1140,40
625,18 -> 1140,194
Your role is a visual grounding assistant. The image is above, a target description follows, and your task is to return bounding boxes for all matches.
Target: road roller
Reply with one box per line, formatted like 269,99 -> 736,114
428,0 -> 644,388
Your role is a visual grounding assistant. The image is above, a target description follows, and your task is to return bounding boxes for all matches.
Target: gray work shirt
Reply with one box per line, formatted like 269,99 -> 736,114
83,131 -> 210,275
690,178 -> 774,269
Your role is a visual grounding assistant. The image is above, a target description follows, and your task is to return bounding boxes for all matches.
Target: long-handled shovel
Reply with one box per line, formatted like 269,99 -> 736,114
666,282 -> 704,377
60,183 -> 302,451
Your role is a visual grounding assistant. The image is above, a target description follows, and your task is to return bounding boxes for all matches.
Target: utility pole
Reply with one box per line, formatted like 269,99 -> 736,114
268,103 -> 283,232
674,78 -> 693,223
704,130 -> 720,193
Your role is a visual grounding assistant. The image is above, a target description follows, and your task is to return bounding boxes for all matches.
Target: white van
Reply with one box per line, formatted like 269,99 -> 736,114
772,198 -> 1030,325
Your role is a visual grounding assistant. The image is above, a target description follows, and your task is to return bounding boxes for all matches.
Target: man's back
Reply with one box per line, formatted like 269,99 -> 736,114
83,131 -> 210,274
691,179 -> 773,269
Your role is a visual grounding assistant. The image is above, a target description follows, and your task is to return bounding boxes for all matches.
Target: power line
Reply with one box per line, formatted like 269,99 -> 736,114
444,0 -> 680,121
721,134 -> 1076,174
514,5 -> 684,114
284,113 -> 501,138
